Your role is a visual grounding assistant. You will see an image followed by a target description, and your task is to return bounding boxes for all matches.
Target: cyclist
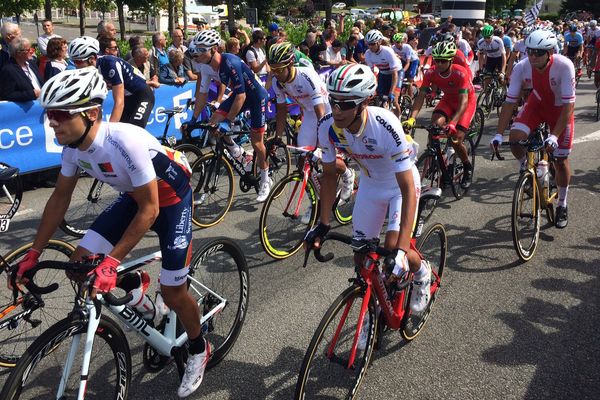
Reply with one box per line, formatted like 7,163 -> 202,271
477,25 -> 507,91
507,26 -> 534,78
392,32 -> 420,101
267,42 -> 354,202
305,64 -> 431,315
563,24 -> 584,76
404,40 -> 476,189
364,29 -> 402,114
188,30 -> 272,202
14,68 -> 209,397
491,29 -> 574,229
68,36 -> 155,128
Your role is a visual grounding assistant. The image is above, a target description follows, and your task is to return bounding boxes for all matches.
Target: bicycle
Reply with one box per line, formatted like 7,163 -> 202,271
294,191 -> 447,399
0,237 -> 249,399
477,72 -> 506,119
414,124 -> 475,218
190,122 -> 291,228
259,146 -> 358,260
0,163 -> 22,231
468,106 -> 485,150
503,124 -> 558,262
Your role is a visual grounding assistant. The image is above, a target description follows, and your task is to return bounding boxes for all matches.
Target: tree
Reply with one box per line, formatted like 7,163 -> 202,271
89,0 -> 115,20
44,0 -> 52,20
79,0 -> 85,35
0,0 -> 42,23
560,0 -> 600,16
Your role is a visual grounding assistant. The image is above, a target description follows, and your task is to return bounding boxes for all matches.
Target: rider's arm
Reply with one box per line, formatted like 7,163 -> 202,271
389,68 -> 398,97
496,62 -> 524,135
393,169 -> 417,253
108,180 -> 160,261
501,50 -> 507,74
216,83 -> 227,104
108,84 -> 125,123
409,88 -> 426,120
313,103 -> 326,120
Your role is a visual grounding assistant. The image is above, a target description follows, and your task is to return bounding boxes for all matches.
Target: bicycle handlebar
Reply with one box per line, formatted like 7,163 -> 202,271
305,232 -> 393,268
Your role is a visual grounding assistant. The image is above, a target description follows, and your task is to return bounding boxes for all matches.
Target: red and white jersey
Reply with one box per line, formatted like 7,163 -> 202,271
506,54 -> 576,107
365,45 -> 401,75
272,65 -> 331,115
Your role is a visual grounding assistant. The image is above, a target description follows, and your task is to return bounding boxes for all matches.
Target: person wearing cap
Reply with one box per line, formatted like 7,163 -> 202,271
267,23 -> 280,44
228,22 -> 250,47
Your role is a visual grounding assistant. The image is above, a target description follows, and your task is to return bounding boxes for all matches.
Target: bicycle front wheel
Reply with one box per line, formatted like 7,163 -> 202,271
401,223 -> 447,341
189,237 -> 249,369
295,285 -> 377,400
477,88 -> 493,118
0,239 -> 76,368
190,152 -> 235,228
415,151 -> 441,219
470,107 -> 485,149
511,171 -> 541,262
0,163 -> 23,220
174,143 -> 204,167
0,315 -> 131,400
259,173 -> 318,260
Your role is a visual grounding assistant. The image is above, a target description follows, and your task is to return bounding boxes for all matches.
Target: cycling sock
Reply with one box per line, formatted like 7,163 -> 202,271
260,168 -> 269,182
413,261 -> 429,280
341,168 -> 353,180
188,332 -> 206,355
558,186 -> 569,207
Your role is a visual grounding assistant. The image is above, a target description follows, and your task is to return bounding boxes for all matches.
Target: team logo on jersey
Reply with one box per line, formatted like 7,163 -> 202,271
78,160 -> 92,170
550,77 -> 557,86
98,162 -> 114,173
362,137 -> 377,145
108,69 -> 116,78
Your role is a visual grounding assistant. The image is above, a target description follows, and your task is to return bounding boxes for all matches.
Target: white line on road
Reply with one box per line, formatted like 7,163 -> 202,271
15,208 -> 35,217
574,130 -> 600,144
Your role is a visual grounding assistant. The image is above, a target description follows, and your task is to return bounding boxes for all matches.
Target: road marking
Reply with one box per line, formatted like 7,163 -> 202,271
574,130 -> 600,144
15,208 -> 35,217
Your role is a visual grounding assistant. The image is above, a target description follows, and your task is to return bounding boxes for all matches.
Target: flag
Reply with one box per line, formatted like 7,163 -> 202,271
524,0 -> 544,26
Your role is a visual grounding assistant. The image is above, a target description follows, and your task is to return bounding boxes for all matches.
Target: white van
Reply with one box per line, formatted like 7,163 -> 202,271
350,9 -> 370,20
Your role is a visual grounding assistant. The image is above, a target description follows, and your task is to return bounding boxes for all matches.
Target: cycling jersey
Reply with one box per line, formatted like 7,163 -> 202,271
272,66 -> 331,147
587,27 -> 600,46
398,43 -> 418,62
96,55 -> 148,96
502,36 -> 513,52
513,40 -> 528,62
365,45 -> 401,74
61,122 -> 193,285
477,36 -> 506,58
458,38 -> 472,61
564,31 -> 584,47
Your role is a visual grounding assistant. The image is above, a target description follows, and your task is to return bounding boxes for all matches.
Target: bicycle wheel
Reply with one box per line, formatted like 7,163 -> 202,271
470,107 -> 485,149
450,138 -> 475,200
60,174 -> 119,238
511,171 -> 541,262
0,239 -> 76,368
0,163 -> 23,220
401,223 -> 447,341
188,237 -> 249,368
476,87 -> 493,118
334,164 -> 358,225
259,173 -> 318,260
495,85 -> 507,117
399,95 -> 413,122
295,285 -> 378,400
190,152 -> 235,228
0,315 -> 131,400
174,143 -> 204,167
252,136 -> 292,185
415,151 -> 441,219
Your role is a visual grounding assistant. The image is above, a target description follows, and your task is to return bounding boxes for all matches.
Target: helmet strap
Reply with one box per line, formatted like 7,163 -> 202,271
68,113 -> 93,149
284,63 -> 296,84
347,102 -> 367,135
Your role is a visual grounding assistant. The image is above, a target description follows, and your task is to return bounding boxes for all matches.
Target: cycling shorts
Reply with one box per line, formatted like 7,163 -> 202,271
512,100 -> 574,158
484,56 -> 503,74
376,71 -> 402,96
297,112 -> 318,148
79,190 -> 193,286
566,45 -> 582,58
121,85 -> 155,128
405,59 -> 420,80
217,86 -> 269,133
433,96 -> 477,132
352,166 -> 420,241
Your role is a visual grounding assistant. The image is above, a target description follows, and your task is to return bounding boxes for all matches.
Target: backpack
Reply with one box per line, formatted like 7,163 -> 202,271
240,45 -> 258,64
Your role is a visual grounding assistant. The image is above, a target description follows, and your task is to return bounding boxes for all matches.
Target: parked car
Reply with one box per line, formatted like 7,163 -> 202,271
350,8 -> 370,20
332,2 -> 346,9
365,6 -> 382,14
379,8 -> 405,22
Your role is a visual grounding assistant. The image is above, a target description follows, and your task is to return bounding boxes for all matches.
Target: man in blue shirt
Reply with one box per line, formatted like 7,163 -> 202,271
563,24 -> 584,62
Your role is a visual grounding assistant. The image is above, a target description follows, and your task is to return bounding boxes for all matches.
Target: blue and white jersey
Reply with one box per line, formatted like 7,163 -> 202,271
96,55 -> 148,96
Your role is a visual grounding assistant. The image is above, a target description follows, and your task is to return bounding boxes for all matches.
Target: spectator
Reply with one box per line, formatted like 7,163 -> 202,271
181,48 -> 199,81
159,49 -> 187,86
0,22 -> 21,71
418,18 -> 438,50
245,30 -> 269,76
228,22 -> 250,47
37,20 -> 60,56
99,36 -> 119,56
345,34 -> 358,63
267,23 -> 279,43
226,37 -> 241,55
0,38 -> 43,102
97,20 -> 117,39
44,37 -> 68,81
169,28 -> 187,53
324,39 -> 346,66
150,32 -> 169,73
124,35 -> 143,61
195,18 -> 208,32
351,26 -> 367,63
130,46 -> 160,88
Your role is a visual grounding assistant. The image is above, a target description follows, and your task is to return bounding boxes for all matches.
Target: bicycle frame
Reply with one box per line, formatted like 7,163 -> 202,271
522,131 -> 558,212
422,128 -> 455,184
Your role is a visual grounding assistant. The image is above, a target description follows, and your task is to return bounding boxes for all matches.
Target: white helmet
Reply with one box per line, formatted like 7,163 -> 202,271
40,67 -> 107,111
68,36 -> 100,60
193,29 -> 221,47
327,64 -> 377,99
590,20 -> 597,27
525,29 -> 557,50
365,29 -> 384,44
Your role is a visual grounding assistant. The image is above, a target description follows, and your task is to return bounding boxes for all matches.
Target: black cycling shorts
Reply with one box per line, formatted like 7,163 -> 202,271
121,85 -> 155,128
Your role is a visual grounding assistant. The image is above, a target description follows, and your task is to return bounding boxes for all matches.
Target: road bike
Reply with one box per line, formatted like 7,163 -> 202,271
0,237 -> 249,399
190,122 -> 291,228
0,163 -> 22,229
259,146 -> 358,260
503,124 -> 558,262
477,72 -> 506,118
414,124 -> 475,219
294,191 -> 447,399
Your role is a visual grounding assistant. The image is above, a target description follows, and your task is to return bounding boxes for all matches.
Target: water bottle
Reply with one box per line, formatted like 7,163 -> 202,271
536,160 -> 549,189
154,291 -> 170,317
119,271 -> 156,321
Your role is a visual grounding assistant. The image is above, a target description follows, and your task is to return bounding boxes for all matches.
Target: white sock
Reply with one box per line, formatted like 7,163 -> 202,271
558,186 -> 568,207
226,143 -> 243,159
342,168 -> 353,181
260,168 -> 269,182
414,260 -> 429,280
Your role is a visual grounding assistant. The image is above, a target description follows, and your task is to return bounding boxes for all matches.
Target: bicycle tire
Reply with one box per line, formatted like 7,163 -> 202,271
295,285 -> 377,400
511,171 -> 541,262
450,138 -> 475,200
0,162 -> 23,220
476,87 -> 492,118
252,136 -> 292,185
399,94 -> 413,122
174,143 -> 204,168
0,239 -> 76,368
60,174 -> 119,238
470,107 -> 485,149
259,172 -> 318,260
190,152 -> 235,228
333,164 -> 358,225
188,237 -> 249,368
401,223 -> 447,341
495,85 -> 507,117
415,151 -> 441,219
0,315 -> 131,400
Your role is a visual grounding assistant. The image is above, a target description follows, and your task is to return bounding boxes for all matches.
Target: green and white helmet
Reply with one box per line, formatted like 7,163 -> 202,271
481,24 -> 493,38
327,64 -> 376,99
431,40 -> 457,60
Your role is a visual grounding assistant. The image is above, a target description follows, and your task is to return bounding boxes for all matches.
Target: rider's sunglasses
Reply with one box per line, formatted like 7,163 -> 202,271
526,48 -> 548,57
194,47 -> 211,55
329,96 -> 363,111
270,64 -> 288,73
433,58 -> 450,64
72,58 -> 89,65
46,109 -> 79,122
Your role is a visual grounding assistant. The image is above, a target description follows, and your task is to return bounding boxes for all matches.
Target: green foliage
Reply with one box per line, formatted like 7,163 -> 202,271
560,0 -> 600,16
88,0 -> 116,14
0,0 -> 43,18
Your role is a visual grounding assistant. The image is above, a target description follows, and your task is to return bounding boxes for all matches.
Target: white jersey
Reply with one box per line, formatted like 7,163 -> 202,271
197,62 -> 221,94
317,107 -> 414,183
477,36 -> 506,58
587,27 -> 600,42
365,45 -> 401,74
506,54 -> 576,106
398,43 -> 418,62
514,39 -> 528,62
458,38 -> 472,59
272,66 -> 331,114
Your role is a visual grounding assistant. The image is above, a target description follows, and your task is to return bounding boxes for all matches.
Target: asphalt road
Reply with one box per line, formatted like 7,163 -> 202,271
1,77 -> 600,399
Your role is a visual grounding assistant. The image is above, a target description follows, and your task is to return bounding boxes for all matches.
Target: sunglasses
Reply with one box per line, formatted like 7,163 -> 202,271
526,48 -> 548,57
270,64 -> 288,73
433,59 -> 450,64
194,47 -> 211,55
73,58 -> 89,65
329,96 -> 363,111
46,109 -> 79,122
367,42 -> 378,47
